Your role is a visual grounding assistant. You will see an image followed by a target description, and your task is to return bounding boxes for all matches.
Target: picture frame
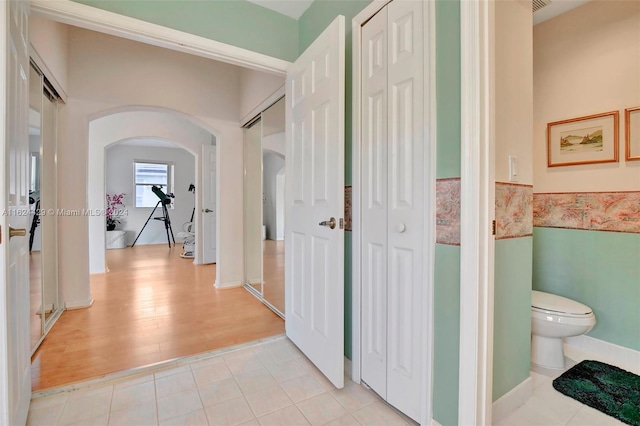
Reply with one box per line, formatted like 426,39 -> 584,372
625,106 -> 640,161
547,111 -> 619,167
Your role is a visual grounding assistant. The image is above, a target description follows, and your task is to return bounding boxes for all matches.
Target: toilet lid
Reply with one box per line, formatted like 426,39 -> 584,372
532,290 -> 592,315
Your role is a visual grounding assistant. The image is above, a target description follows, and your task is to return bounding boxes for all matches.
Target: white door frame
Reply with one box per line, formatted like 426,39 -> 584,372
352,1 -> 436,424
29,0 -> 290,76
459,1 -> 495,425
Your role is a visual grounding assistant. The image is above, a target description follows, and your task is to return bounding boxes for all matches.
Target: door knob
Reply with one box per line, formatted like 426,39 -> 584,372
202,208 -> 214,213
319,217 -> 336,230
395,223 -> 406,233
9,227 -> 27,239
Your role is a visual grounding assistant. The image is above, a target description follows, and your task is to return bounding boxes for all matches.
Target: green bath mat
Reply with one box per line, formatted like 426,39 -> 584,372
552,360 -> 640,425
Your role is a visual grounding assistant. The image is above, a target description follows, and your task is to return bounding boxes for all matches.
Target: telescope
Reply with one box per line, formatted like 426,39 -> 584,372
152,185 -> 175,205
132,185 -> 176,248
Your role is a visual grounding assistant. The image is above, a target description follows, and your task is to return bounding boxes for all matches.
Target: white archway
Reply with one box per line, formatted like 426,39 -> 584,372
88,107 -> 218,276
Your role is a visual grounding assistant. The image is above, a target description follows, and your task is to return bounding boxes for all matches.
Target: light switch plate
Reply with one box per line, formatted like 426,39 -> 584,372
509,156 -> 519,182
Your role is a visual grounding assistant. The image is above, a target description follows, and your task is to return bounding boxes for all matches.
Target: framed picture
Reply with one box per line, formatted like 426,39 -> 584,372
625,107 -> 640,161
547,111 -> 619,167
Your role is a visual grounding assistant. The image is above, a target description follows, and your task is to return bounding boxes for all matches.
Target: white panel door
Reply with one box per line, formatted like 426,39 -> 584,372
361,6 -> 389,399
285,15 -> 345,388
1,0 -> 32,424
386,0 -> 424,420
202,145 -> 217,264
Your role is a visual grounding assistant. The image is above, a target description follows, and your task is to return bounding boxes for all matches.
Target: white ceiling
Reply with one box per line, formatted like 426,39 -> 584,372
533,0 -> 592,25
246,0 -> 314,20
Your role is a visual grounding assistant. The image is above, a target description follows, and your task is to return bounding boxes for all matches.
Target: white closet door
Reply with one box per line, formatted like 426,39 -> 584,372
386,0 -> 424,421
360,6 -> 389,399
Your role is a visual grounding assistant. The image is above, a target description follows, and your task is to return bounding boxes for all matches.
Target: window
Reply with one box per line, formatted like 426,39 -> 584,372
134,161 -> 174,208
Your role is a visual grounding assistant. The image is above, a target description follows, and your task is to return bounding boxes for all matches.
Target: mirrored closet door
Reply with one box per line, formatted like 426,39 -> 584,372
242,97 -> 286,317
29,62 -> 62,354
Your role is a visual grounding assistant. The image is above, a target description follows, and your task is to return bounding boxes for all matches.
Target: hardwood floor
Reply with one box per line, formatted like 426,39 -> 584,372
31,245 -> 284,391
262,239 -> 284,314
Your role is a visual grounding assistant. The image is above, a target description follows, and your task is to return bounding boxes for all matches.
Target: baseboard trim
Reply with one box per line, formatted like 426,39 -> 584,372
214,280 -> 243,290
491,377 -> 533,424
432,419 -> 442,426
564,335 -> 640,374
65,297 -> 94,310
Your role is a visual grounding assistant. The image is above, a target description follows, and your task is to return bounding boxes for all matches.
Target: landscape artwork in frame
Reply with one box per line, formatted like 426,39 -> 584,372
547,111 -> 619,167
625,107 -> 640,161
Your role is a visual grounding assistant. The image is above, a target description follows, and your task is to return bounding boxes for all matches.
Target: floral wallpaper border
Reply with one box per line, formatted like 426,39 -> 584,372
436,178 -> 461,245
345,186 -> 352,232
533,191 -> 640,234
495,182 -> 533,240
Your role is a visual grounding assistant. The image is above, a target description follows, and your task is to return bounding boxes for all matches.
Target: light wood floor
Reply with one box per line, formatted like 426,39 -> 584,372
31,245 -> 284,391
262,239 -> 285,314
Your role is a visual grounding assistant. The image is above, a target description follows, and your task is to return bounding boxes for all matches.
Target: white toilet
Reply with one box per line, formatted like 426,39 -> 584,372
531,290 -> 596,369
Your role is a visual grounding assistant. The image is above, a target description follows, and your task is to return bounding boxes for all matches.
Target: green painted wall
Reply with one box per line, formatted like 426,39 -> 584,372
435,0 -> 461,179
433,1 -> 461,424
493,237 -> 532,401
433,244 -> 461,426
533,228 -> 640,351
71,0 -> 299,61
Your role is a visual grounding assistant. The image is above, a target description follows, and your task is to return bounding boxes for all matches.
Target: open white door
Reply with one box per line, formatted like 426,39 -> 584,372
0,0 -> 32,424
201,145 -> 217,264
285,16 -> 345,388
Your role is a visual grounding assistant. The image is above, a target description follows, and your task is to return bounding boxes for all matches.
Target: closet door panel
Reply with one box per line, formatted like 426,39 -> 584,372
386,0 -> 424,421
360,6 -> 389,398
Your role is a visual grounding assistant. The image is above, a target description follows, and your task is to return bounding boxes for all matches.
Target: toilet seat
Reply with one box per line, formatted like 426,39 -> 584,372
532,290 -> 592,318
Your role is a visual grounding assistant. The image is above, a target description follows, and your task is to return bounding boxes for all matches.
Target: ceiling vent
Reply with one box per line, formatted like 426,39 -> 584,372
533,0 -> 551,12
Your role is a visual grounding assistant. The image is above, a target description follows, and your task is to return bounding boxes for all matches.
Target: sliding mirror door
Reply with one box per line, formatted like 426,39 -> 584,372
244,119 -> 263,296
260,98 -> 285,315
242,97 -> 285,317
28,62 -> 61,353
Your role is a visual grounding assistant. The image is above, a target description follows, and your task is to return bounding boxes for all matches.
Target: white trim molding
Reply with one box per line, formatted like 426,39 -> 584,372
564,336 -> 640,375
459,0 -> 496,425
214,280 -> 243,290
351,1 -> 436,424
491,377 -> 533,424
65,297 -> 95,310
30,0 -> 291,76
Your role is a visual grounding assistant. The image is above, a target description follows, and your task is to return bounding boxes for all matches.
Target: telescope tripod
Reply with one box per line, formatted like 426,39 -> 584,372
131,200 -> 176,248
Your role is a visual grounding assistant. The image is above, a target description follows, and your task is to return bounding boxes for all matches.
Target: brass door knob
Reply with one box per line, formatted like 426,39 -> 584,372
9,227 -> 27,239
319,217 -> 336,230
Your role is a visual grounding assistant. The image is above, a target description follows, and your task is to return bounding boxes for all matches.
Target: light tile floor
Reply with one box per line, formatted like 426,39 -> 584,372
27,338 -> 413,426
28,337 -> 634,426
496,351 -> 630,426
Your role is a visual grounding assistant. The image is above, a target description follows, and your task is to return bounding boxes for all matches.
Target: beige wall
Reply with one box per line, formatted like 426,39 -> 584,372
29,15 -> 69,95
239,68 -> 285,120
496,0 -> 533,184
533,0 -> 640,192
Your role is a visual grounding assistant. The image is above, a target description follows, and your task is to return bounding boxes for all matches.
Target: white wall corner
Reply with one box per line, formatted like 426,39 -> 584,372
65,297 -> 94,310
491,376 -> 533,424
431,418 -> 442,426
